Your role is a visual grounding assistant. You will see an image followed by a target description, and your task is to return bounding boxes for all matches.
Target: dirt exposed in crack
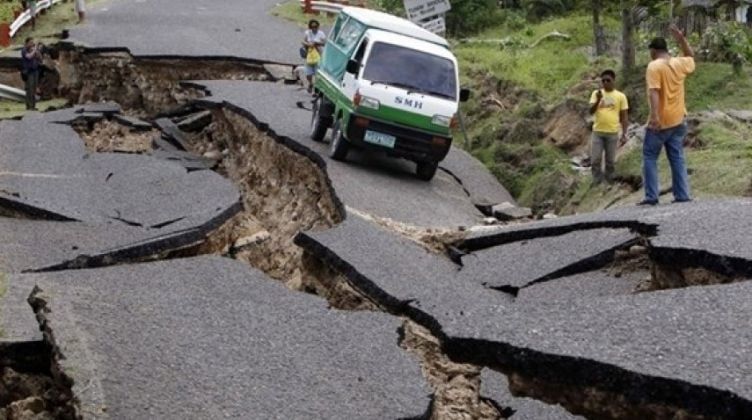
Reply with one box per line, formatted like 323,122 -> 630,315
507,372 -> 705,420
180,107 -> 343,287
0,343 -> 76,420
400,320 -> 502,420
608,245 -> 652,293
72,118 -> 157,153
649,263 -> 744,291
297,252 -> 378,311
347,207 -> 466,255
55,48 -> 268,116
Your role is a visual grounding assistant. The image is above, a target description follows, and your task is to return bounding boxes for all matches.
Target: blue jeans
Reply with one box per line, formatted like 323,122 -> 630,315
642,122 -> 690,202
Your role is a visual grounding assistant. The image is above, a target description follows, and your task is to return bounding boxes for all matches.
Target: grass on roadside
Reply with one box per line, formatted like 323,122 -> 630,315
0,0 -> 104,57
271,0 -> 338,28
454,12 -> 752,214
0,98 -> 69,119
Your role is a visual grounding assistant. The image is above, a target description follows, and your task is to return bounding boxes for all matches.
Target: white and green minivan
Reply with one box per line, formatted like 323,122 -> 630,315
310,7 -> 470,181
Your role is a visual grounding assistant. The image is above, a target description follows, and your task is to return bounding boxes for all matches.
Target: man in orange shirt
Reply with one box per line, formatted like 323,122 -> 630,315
639,24 -> 694,206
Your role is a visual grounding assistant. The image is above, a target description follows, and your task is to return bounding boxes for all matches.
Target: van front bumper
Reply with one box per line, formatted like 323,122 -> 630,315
344,114 -> 452,163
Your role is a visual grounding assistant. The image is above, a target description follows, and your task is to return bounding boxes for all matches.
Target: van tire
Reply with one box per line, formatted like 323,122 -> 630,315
329,120 -> 349,161
415,161 -> 438,181
310,97 -> 330,142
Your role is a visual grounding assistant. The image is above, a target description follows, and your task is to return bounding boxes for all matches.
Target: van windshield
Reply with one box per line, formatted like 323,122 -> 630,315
362,42 -> 457,100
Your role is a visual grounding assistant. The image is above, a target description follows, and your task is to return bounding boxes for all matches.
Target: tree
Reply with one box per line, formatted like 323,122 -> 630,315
621,2 -> 636,72
592,0 -> 607,55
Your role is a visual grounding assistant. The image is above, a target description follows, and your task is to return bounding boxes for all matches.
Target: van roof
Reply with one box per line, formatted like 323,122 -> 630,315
365,29 -> 456,63
341,7 -> 449,48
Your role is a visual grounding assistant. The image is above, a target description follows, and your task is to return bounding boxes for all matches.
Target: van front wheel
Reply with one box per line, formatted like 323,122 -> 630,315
310,97 -> 329,143
415,161 -> 438,181
329,120 -> 349,161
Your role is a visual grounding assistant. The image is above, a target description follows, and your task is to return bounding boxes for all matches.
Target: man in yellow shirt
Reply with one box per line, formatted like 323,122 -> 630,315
589,69 -> 629,184
640,24 -> 695,205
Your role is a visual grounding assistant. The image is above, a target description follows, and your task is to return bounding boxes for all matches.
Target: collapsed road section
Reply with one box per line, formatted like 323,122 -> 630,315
296,200 -> 752,419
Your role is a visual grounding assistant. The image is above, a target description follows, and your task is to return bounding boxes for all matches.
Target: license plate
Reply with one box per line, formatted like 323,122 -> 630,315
364,130 -> 396,148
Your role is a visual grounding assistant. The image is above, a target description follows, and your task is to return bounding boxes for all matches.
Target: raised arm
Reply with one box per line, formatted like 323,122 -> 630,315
669,24 -> 693,58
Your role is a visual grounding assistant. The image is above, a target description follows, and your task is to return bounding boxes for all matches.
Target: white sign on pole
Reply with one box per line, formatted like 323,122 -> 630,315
419,16 -> 446,35
403,0 -> 451,22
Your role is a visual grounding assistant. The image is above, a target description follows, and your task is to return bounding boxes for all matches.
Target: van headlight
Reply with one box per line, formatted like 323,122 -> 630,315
432,115 -> 452,127
359,96 -> 380,110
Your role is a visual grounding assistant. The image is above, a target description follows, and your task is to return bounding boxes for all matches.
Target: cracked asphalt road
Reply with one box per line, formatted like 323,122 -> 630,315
2,1 -> 752,418
69,0 -> 303,63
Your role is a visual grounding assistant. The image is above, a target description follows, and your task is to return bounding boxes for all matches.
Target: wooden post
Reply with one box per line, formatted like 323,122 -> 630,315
303,0 -> 313,14
0,23 -> 10,48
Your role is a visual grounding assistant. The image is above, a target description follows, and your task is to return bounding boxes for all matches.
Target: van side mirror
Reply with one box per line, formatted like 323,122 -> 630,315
346,59 -> 360,75
460,88 -> 471,102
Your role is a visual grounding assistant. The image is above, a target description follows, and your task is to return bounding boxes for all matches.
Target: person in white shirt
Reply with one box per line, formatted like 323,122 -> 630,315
302,19 -> 326,94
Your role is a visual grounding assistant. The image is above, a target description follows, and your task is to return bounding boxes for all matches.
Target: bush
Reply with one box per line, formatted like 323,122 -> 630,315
1,3 -> 18,24
700,21 -> 752,72
522,0 -> 577,20
375,0 -> 506,37
446,0 -> 506,36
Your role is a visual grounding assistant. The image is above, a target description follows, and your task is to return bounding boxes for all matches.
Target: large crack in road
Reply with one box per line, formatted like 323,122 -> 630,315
0,49 -> 511,419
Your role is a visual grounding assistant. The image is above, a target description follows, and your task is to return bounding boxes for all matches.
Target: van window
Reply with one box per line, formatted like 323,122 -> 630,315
354,39 -> 368,63
334,18 -> 366,53
329,15 -> 346,42
362,42 -> 457,100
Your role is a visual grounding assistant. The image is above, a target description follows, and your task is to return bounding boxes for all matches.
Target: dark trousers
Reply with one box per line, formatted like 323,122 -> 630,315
25,70 -> 39,110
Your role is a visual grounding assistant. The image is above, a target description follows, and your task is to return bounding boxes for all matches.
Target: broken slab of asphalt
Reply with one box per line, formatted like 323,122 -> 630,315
515,269 -> 645,304
296,210 -> 752,418
0,215 -> 241,273
0,110 -> 242,272
11,256 -> 432,419
458,228 -> 638,294
0,111 -> 240,229
189,80 -> 514,227
462,198 -> 752,280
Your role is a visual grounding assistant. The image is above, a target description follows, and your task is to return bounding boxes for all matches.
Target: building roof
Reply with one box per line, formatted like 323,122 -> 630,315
341,7 -> 449,48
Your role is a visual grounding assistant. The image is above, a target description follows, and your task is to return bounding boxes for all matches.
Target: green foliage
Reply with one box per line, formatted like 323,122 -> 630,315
455,14 -> 608,101
699,21 -> 752,72
1,3 -> 18,24
522,0 -> 577,20
374,0 -> 506,36
371,0 -> 403,15
445,0 -> 506,36
685,63 -> 752,111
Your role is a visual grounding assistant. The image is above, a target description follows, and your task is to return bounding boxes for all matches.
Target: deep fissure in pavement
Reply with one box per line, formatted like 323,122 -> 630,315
56,48 -> 269,116
170,106 -> 506,418
0,341 -> 75,419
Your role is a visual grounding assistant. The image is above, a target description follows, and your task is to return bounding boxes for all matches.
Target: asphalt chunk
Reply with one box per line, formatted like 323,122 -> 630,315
17,256 -> 432,419
459,228 -> 638,293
